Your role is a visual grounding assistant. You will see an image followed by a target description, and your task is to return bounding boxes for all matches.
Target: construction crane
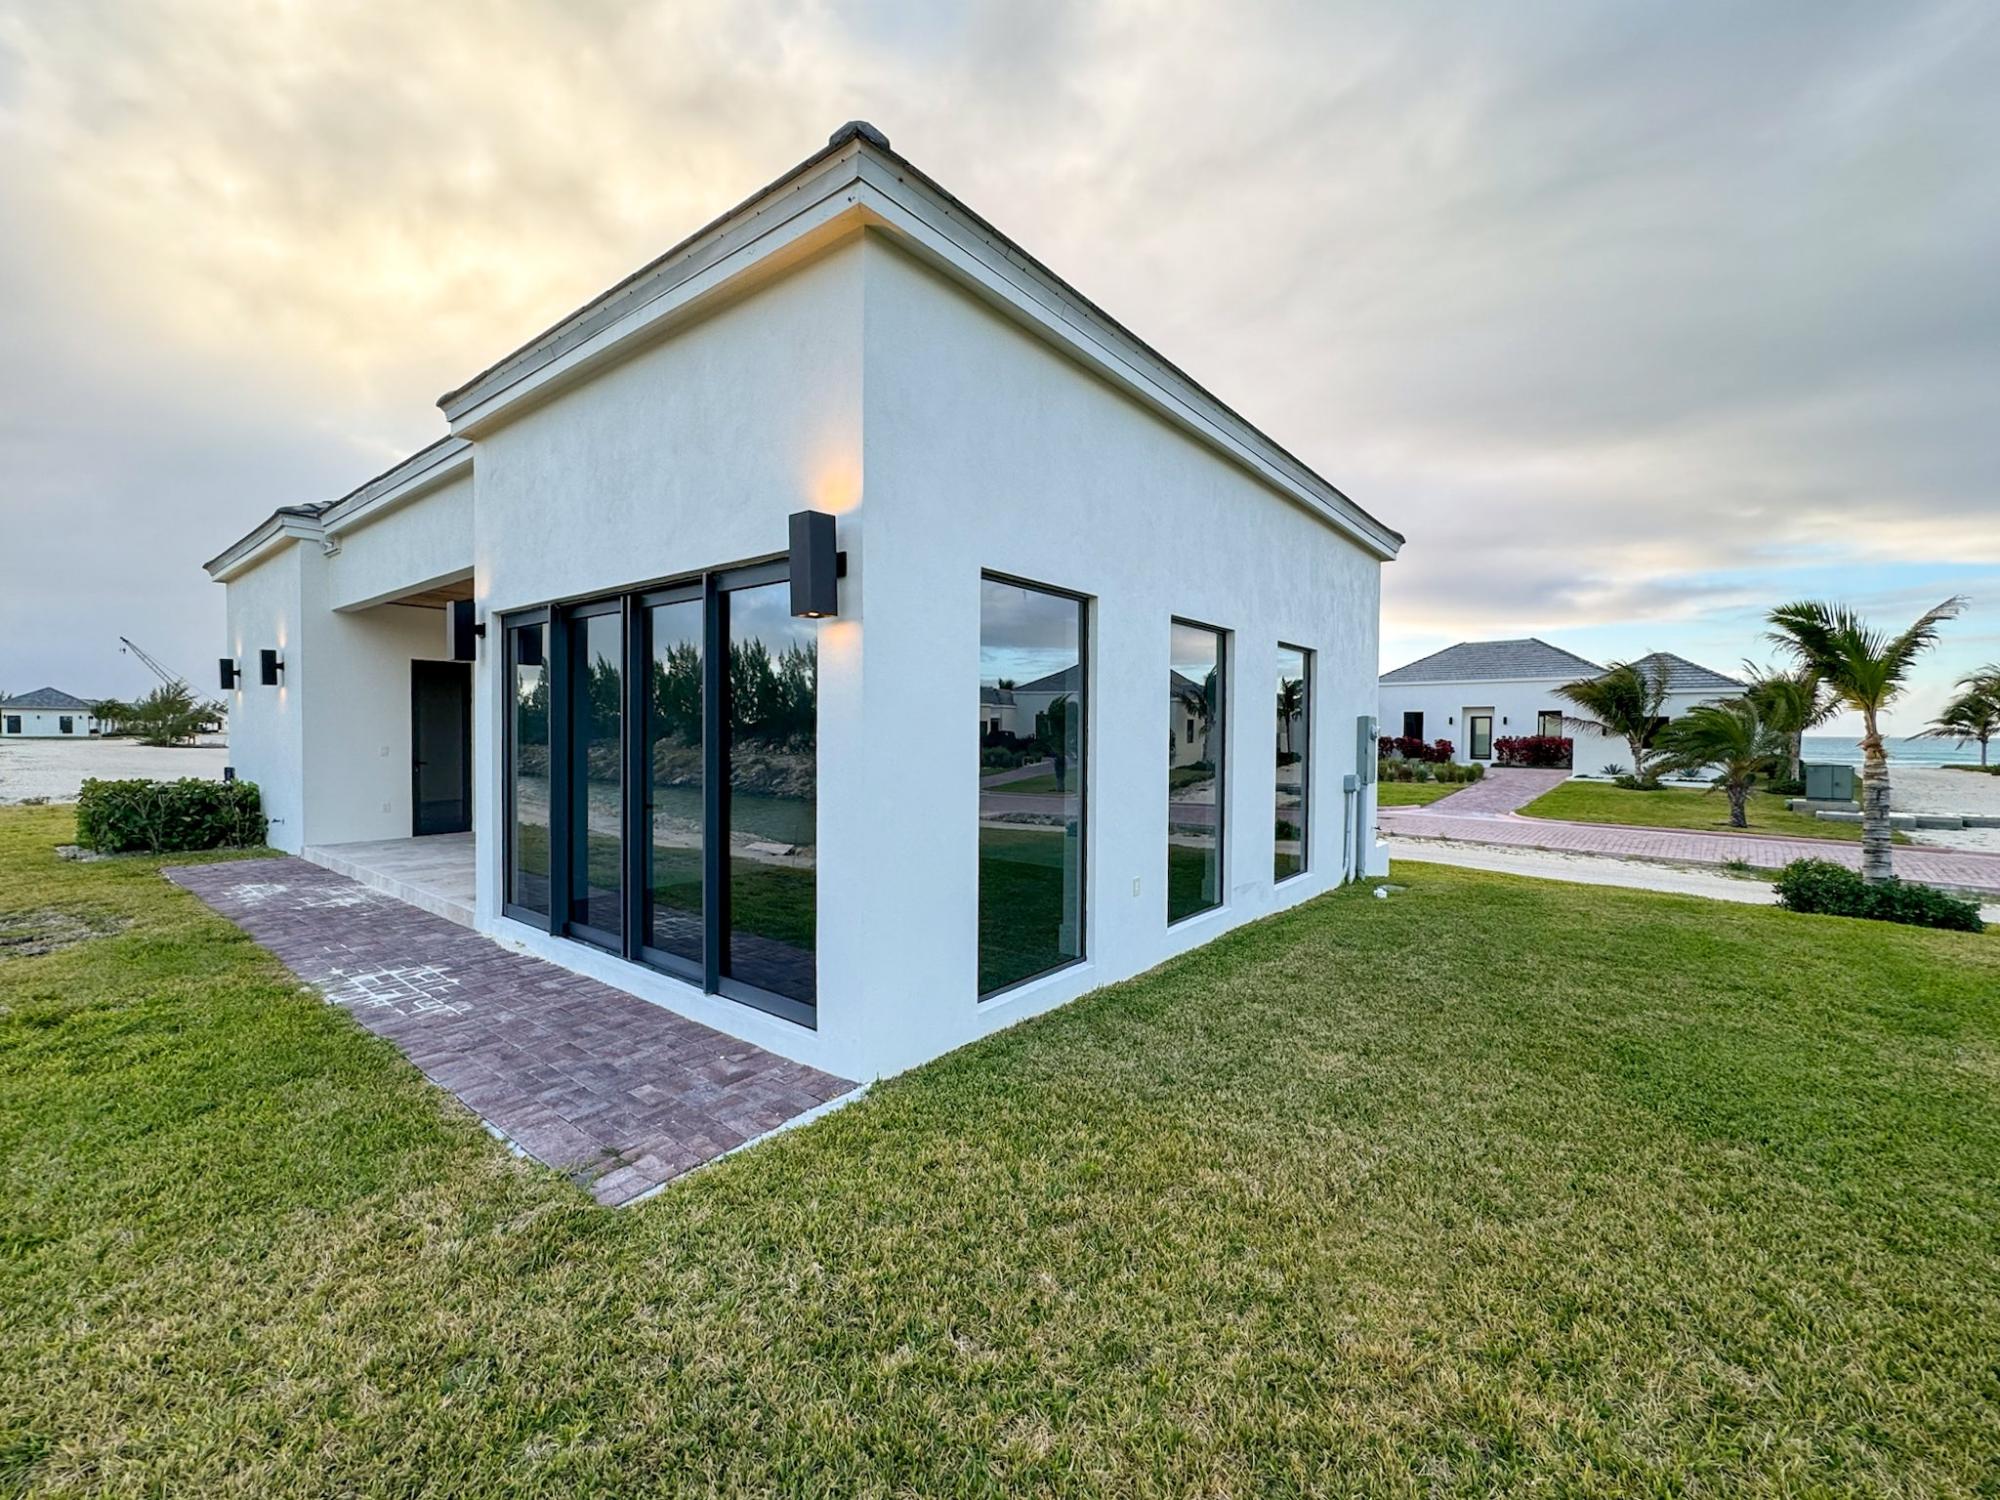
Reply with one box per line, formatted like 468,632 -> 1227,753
118,637 -> 188,692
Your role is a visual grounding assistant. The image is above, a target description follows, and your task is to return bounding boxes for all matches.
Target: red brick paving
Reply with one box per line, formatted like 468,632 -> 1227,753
1380,791 -> 2000,895
166,856 -> 855,1205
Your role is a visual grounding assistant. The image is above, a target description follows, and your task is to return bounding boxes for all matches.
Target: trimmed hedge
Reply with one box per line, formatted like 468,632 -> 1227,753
1494,734 -> 1572,768
1773,857 -> 1983,934
75,777 -> 267,854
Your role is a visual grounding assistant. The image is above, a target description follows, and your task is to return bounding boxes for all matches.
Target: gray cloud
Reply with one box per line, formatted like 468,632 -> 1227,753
0,0 -> 1993,722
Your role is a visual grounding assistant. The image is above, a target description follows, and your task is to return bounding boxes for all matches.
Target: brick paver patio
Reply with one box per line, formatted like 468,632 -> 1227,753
1380,801 -> 2000,895
1416,767 -> 1571,815
166,856 -> 855,1205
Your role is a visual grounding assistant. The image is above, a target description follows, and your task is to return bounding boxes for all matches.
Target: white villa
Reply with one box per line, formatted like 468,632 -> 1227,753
0,687 -> 100,738
203,123 -> 1400,1082
1377,639 -> 1744,773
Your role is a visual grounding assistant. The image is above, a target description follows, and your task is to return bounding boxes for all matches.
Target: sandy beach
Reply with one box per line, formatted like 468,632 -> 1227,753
1893,766 -> 2000,853
0,738 -> 230,804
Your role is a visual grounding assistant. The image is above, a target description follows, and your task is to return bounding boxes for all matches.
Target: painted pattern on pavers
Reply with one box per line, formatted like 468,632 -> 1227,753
165,857 -> 854,1205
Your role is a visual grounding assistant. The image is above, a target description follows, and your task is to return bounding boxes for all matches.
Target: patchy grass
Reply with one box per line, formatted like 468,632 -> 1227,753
1520,779 -> 1880,841
1376,781 -> 1462,807
3,804 -> 1999,1494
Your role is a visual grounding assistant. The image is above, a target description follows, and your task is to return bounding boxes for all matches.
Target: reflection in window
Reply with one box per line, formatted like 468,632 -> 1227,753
1275,645 -> 1309,881
721,581 -> 817,1007
569,609 -> 623,940
978,577 -> 1086,997
1169,620 -> 1226,923
507,622 -> 550,916
645,597 -> 704,967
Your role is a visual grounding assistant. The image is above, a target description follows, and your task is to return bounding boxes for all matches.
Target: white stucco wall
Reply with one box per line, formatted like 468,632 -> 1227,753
1376,677 -> 1737,773
0,707 -> 99,737
324,470 -> 474,611
844,235 -> 1384,1077
222,544 -> 309,848
222,537 -> 463,851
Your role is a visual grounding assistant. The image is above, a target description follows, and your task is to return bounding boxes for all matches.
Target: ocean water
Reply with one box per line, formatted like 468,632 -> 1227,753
1799,734 -> 1985,769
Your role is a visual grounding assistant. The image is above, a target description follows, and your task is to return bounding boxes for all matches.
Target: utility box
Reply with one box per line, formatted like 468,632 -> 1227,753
1803,762 -> 1857,802
1356,715 -> 1378,784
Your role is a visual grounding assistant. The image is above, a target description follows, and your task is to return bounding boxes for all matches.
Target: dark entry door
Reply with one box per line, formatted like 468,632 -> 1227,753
412,660 -> 472,836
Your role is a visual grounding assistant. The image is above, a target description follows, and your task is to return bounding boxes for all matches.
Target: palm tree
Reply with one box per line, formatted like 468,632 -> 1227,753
1926,681 -> 2000,767
1741,663 -> 1837,783
1767,596 -> 1965,882
1557,658 -> 1671,783
1654,699 -> 1786,827
1275,676 -> 1304,757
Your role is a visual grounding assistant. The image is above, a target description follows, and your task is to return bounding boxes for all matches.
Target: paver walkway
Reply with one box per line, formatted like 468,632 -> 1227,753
1417,767 -> 1571,815
166,856 -> 855,1205
1379,802 -> 2000,895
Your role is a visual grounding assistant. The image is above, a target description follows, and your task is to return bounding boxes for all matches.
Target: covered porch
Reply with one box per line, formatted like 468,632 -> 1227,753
305,832 -> 477,927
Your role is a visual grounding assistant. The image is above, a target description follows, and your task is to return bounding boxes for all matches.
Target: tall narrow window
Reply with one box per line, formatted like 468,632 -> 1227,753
643,594 -> 704,971
568,605 -> 624,944
719,580 -> 817,1010
1168,620 -> 1226,923
978,576 -> 1087,997
506,620 -> 551,917
1274,645 -> 1310,881
1467,712 -> 1493,761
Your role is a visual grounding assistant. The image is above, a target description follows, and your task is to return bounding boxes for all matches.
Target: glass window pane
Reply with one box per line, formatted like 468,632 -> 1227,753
978,578 -> 1086,997
1168,620 -> 1225,923
507,623 -> 551,916
645,598 -> 704,966
722,581 -> 816,1006
570,610 -> 623,938
1275,645 -> 1309,881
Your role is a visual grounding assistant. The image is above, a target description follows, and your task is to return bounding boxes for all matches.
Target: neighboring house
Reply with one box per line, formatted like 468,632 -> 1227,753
202,123 -> 1401,1081
1376,640 -> 1742,772
0,687 -> 100,738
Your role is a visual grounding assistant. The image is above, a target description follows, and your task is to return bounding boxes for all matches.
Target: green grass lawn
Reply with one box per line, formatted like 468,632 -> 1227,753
1519,779 -> 1881,841
1376,781 -> 1463,807
4,804 -> 1999,1494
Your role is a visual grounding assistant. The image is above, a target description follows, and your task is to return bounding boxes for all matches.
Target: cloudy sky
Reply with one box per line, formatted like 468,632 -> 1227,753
2,1 -> 1994,734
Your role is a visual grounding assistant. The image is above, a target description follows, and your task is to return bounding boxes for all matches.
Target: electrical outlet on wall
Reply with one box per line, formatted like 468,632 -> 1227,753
379,744 -> 390,757
382,802 -> 391,814
1132,877 -> 1141,897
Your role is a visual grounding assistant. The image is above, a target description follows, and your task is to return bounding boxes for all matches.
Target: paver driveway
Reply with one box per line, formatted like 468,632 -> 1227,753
167,857 -> 855,1205
1379,773 -> 2000,896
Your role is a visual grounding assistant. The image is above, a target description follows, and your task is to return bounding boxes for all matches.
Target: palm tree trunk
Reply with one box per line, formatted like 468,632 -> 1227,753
1859,716 -> 1894,883
1788,730 -> 1804,783
1727,782 -> 1749,827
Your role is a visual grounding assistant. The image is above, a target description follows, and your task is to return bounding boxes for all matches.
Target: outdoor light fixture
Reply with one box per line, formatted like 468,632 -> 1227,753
788,508 -> 845,618
217,657 -> 239,689
451,598 -> 481,662
259,648 -> 283,686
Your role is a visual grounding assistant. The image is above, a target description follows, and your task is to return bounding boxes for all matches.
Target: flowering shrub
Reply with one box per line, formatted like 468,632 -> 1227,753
1494,735 -> 1572,769
1376,735 -> 1455,764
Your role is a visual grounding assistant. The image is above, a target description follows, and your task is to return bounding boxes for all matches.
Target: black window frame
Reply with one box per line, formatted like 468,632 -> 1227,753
2,716 -> 17,735
1537,710 -> 1564,739
1168,615 -> 1229,927
497,550 -> 817,1029
1467,712 -> 1494,761
58,716 -> 73,735
977,570 -> 1091,1003
501,608 -> 552,927
1275,642 -> 1311,884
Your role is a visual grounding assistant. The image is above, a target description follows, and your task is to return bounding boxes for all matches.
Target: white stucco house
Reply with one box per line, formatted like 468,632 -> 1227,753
203,122 -> 1400,1081
0,687 -> 100,738
1377,640 -> 1743,773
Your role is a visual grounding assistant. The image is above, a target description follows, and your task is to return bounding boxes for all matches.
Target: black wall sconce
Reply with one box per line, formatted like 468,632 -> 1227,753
259,648 -> 283,686
788,509 -> 846,618
218,657 -> 239,689
451,598 -> 483,662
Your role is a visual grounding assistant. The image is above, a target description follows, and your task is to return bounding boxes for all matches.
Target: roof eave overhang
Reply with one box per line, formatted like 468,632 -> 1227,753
318,437 -> 473,538
436,138 -> 1403,562
204,513 -> 324,582
1379,672 -> 1599,688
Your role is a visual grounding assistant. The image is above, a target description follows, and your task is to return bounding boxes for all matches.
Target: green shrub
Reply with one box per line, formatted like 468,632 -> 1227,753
1773,857 -> 1983,933
75,778 -> 266,854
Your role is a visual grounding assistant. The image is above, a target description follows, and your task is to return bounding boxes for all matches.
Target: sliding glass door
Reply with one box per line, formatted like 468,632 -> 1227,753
641,591 -> 704,975
567,602 -> 624,947
717,579 -> 817,1012
501,557 -> 818,1025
